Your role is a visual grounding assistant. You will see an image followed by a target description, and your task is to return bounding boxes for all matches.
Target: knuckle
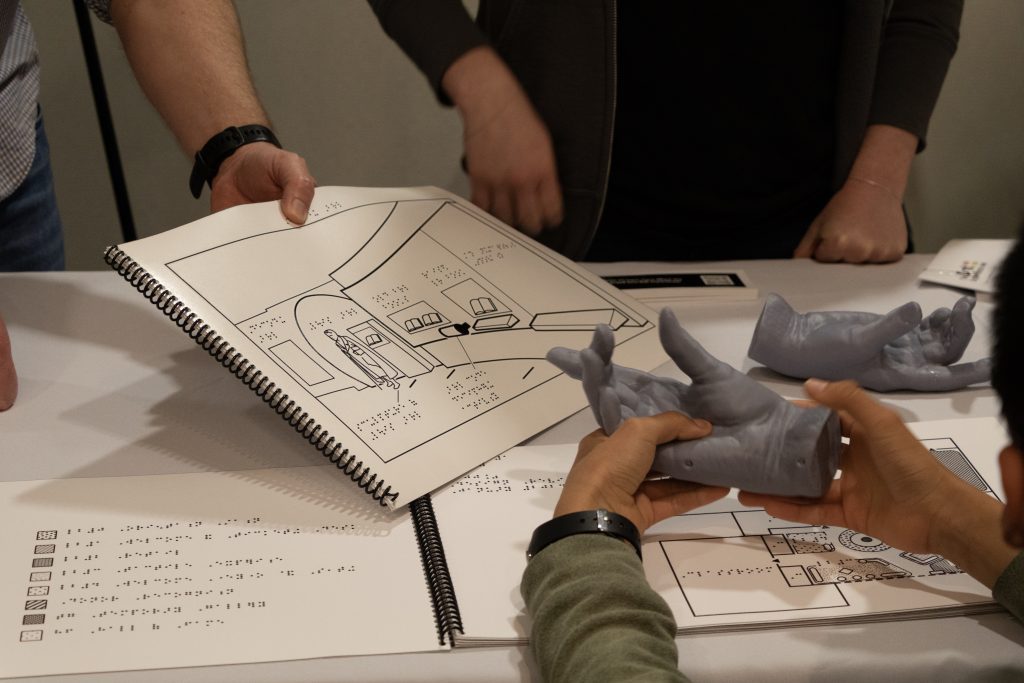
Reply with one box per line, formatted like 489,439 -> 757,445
873,404 -> 902,428
617,416 -> 646,437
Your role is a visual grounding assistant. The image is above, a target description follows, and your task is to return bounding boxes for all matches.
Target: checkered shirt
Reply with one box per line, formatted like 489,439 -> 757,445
0,0 -> 111,201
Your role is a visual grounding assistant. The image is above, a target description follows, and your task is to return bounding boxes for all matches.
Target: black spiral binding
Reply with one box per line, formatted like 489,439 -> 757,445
410,494 -> 464,646
104,246 -> 399,506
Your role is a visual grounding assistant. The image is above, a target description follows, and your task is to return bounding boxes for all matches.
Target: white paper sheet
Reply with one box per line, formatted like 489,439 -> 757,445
919,239 -> 1013,293
114,187 -> 662,507
432,417 -> 1006,645
0,465 -> 442,679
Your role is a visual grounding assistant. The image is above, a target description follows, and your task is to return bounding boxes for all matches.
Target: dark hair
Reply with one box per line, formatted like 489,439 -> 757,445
993,229 -> 1024,446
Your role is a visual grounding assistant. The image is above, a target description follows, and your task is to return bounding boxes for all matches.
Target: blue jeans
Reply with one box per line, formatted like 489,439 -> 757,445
0,109 -> 65,271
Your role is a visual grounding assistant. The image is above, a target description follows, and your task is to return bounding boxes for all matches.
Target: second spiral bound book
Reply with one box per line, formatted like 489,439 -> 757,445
104,186 -> 661,509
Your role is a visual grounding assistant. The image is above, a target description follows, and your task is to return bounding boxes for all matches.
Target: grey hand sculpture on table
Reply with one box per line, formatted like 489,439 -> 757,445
748,293 -> 992,392
547,309 -> 841,497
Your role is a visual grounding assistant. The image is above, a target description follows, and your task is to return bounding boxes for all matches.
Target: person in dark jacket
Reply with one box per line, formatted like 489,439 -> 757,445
370,1 -> 962,263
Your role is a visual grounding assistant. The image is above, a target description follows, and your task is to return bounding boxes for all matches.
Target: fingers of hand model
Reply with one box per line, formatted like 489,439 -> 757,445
548,309 -> 840,496
740,379 -> 988,554
749,293 -> 991,392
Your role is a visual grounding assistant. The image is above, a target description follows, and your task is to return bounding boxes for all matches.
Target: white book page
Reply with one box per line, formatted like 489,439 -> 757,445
433,417 -> 1006,643
431,447 -> 567,643
647,416 -> 1003,630
918,238 -> 1013,293
0,465 -> 441,679
115,186 -> 661,507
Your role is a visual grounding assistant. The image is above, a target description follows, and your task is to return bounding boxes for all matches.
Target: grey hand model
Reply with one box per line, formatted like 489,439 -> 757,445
547,309 -> 840,497
748,294 -> 992,392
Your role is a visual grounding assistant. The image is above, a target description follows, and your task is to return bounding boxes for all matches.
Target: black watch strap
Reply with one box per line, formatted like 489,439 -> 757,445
527,509 -> 642,560
189,124 -> 281,199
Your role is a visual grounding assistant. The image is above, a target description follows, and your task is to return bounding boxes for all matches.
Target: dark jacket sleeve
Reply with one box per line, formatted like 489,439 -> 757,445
367,0 -> 489,101
521,534 -> 689,683
993,550 -> 1024,623
869,0 -> 963,148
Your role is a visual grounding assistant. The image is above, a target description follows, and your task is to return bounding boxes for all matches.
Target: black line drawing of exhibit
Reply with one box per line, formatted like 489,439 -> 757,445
164,198 -> 652,463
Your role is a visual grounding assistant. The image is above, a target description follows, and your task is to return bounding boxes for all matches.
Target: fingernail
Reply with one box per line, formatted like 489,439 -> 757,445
805,378 -> 828,394
694,418 -> 712,430
290,199 -> 308,223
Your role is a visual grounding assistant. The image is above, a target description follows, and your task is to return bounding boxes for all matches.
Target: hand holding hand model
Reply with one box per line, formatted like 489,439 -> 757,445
547,309 -> 840,497
555,413 -> 730,534
748,293 -> 992,392
740,379 -> 1018,589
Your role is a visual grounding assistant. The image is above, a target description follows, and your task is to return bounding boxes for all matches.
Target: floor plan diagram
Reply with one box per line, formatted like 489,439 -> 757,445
646,437 -> 998,624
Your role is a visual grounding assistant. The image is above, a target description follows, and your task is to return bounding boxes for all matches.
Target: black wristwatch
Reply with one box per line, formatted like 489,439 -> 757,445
189,124 -> 280,198
526,509 -> 642,560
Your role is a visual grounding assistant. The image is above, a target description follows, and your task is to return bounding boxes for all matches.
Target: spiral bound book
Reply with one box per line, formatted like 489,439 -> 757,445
1,418 -> 1002,678
432,417 -> 1005,646
104,186 -> 661,510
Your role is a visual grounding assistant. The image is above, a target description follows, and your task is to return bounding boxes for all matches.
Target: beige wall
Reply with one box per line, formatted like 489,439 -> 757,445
905,0 -> 1024,246
23,1 -> 1024,269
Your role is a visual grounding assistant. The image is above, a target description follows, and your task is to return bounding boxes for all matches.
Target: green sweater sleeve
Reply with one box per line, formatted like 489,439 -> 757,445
993,550 -> 1024,623
521,534 -> 689,683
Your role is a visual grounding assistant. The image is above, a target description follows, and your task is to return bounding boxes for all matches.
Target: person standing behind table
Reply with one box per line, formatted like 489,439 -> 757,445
520,232 -> 1024,682
0,0 -> 318,410
369,0 -> 961,263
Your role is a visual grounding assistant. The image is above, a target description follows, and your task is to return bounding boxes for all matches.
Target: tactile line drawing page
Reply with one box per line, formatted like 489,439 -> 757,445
116,186 -> 661,508
0,465 -> 442,679
430,417 -> 1003,645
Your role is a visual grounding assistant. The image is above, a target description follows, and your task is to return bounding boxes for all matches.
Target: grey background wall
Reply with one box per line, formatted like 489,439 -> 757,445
22,1 -> 1024,270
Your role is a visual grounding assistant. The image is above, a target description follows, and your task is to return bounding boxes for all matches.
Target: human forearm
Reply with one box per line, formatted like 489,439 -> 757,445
441,46 -> 563,233
109,0 -> 268,156
108,0 -> 315,222
442,46 -> 526,133
844,124 -> 918,200
929,483 -> 1019,590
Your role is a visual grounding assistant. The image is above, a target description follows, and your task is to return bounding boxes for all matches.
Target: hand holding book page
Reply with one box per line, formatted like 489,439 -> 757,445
748,293 -> 992,391
547,308 -> 841,497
